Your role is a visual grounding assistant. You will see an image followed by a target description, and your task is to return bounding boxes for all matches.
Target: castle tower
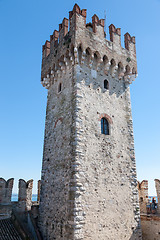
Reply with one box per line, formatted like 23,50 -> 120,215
39,4 -> 142,240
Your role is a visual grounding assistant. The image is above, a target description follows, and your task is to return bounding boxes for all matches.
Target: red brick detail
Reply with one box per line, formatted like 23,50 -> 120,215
124,33 -> 136,50
69,11 -> 73,19
62,18 -> 68,28
109,24 -> 121,42
92,14 -> 99,23
62,18 -> 69,36
81,9 -> 87,18
92,15 -> 105,33
59,24 -> 62,32
73,4 -> 81,14
99,19 -> 105,27
116,28 -> 121,36
53,30 -> 59,40
69,6 -> 86,20
54,118 -> 63,128
50,30 -> 59,46
42,40 -> 50,57
45,40 -> 50,49
98,113 -> 113,124
131,36 -> 136,44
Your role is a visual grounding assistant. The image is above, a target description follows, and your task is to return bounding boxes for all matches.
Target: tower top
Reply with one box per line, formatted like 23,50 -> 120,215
41,4 -> 137,89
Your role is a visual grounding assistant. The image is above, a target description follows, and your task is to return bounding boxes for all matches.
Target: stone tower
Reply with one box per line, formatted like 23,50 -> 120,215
39,4 -> 142,240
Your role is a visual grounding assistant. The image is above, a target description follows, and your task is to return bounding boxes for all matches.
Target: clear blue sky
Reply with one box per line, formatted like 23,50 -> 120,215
0,0 -> 160,195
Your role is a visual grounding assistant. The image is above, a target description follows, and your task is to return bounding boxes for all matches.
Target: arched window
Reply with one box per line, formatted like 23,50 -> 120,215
104,80 -> 109,90
101,118 -> 109,135
58,83 -> 62,93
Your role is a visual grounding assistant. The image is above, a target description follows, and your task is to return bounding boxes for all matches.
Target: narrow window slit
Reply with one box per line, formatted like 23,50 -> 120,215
104,80 -> 109,90
58,83 -> 62,93
101,118 -> 109,135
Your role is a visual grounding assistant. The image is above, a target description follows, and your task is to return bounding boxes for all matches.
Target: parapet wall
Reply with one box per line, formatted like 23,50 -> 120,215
138,179 -> 160,214
155,179 -> 160,214
0,178 -> 14,204
137,180 -> 149,213
0,178 -> 14,219
138,179 -> 160,240
42,4 -> 136,58
0,178 -> 41,219
41,3 -> 137,90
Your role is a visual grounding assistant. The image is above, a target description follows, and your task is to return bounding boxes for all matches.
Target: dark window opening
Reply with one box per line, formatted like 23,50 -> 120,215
140,197 -> 143,202
101,118 -> 109,135
58,83 -> 62,93
104,80 -> 109,90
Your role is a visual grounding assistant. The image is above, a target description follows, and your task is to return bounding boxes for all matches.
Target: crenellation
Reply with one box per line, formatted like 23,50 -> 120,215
109,24 -> 121,47
59,18 -> 69,42
18,179 -> 33,212
155,179 -> 160,214
138,179 -> 160,240
69,4 -> 87,21
124,32 -> 136,56
0,178 -> 14,204
0,178 -> 41,220
0,178 -> 14,219
138,180 -> 149,214
92,14 -> 99,33
41,3 -> 137,90
42,40 -> 50,59
50,29 -> 59,48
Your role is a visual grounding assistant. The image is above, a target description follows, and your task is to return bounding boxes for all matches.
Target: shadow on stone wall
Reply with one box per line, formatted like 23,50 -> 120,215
129,230 -> 142,240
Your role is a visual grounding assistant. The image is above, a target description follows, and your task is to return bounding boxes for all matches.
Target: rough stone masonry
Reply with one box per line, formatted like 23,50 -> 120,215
39,4 -> 142,240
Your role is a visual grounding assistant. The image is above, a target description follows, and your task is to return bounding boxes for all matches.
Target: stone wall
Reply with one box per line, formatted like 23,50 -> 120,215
155,179 -> 160,214
72,65 -> 141,240
141,215 -> 160,240
39,4 -> 142,240
138,180 -> 149,213
17,179 -> 33,212
0,178 -> 14,219
39,65 -> 75,239
0,178 -> 40,219
138,179 -> 160,240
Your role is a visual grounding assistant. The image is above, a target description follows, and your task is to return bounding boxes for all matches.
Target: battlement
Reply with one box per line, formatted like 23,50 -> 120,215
0,178 -> 41,219
137,180 -> 149,214
138,179 -> 160,239
155,179 -> 160,214
0,178 -> 14,204
138,179 -> 160,214
41,4 -> 137,89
